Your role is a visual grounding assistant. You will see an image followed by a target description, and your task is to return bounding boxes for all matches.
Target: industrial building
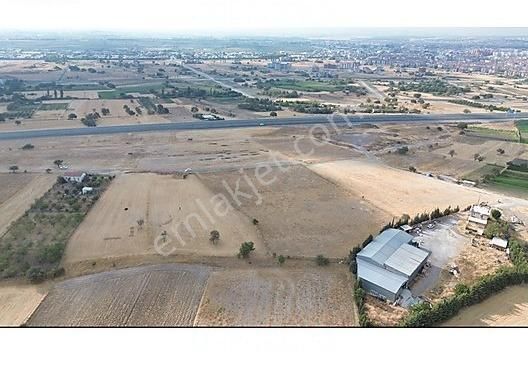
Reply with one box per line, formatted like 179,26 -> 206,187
356,229 -> 430,302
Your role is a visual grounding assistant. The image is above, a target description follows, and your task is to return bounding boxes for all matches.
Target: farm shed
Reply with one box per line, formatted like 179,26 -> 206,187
63,171 -> 86,183
357,228 -> 430,302
490,237 -> 508,250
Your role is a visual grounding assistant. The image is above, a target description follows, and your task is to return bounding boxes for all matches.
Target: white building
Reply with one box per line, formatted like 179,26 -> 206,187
63,172 -> 86,183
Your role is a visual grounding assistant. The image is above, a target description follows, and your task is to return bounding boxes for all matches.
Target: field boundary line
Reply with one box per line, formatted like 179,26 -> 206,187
192,271 -> 214,327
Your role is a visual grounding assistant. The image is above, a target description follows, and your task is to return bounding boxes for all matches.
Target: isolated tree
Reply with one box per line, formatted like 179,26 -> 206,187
448,149 -> 456,158
68,113 -> 77,120
45,168 -> 52,174
8,165 -> 19,173
137,218 -> 145,228
277,255 -> 286,266
209,230 -> 220,244
238,241 -> 255,259
270,111 -> 277,117
53,159 -> 64,168
491,209 -> 502,221
15,120 -> 21,126
496,148 -> 505,155
60,89 -> 64,98
409,166 -> 417,173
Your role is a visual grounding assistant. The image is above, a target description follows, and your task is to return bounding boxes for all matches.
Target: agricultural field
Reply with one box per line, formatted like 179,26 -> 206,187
444,285 -> 528,326
0,173 -> 56,237
195,264 -> 358,326
27,264 -> 211,326
308,159 -> 500,218
516,120 -> 528,143
199,165 -> 385,258
0,174 -> 111,281
485,169 -> 528,197
0,283 -> 49,326
63,173 -> 264,268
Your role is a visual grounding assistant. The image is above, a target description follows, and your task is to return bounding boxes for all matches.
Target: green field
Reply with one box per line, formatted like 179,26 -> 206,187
98,83 -> 165,99
39,103 -> 69,111
467,126 -> 519,141
270,79 -> 347,93
486,169 -> 528,197
516,120 -> 528,143
463,164 -> 503,182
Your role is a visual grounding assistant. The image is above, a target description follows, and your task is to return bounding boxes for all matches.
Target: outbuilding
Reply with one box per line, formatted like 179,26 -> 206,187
356,228 -> 430,302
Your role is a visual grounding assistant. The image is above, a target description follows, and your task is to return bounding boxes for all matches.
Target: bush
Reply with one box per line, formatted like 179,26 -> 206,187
315,254 -> 329,266
26,267 -> 46,283
491,209 -> 502,221
238,241 -> 255,259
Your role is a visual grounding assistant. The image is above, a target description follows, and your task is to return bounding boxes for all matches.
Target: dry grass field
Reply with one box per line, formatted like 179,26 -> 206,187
28,264 -> 211,326
199,165 -> 385,258
0,173 -> 56,237
309,159 -> 499,218
444,285 -> 528,326
63,173 -> 264,267
0,283 -> 49,326
194,264 -> 358,326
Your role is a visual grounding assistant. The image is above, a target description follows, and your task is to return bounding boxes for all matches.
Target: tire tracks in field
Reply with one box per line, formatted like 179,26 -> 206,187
122,271 -> 152,326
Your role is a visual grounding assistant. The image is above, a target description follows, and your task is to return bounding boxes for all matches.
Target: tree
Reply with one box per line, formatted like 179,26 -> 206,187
270,111 -> 277,117
45,168 -> 52,174
26,267 -> 46,283
409,166 -> 417,173
209,230 -> 220,244
277,255 -> 286,265
15,120 -> 21,126
448,149 -> 456,158
68,113 -> 77,120
8,165 -> 19,173
496,148 -> 505,155
53,159 -> 63,168
238,241 -> 255,259
491,209 -> 502,221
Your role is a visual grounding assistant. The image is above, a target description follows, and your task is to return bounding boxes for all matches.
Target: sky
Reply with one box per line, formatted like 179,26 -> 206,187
0,0 -> 527,35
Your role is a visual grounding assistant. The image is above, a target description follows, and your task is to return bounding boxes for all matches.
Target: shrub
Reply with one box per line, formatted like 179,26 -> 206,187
26,267 -> 46,283
315,254 -> 329,266
238,241 -> 255,259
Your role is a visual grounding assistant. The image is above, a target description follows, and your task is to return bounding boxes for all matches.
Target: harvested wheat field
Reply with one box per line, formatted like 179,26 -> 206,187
199,165 -> 385,258
195,265 -> 358,326
0,283 -> 49,326
444,285 -> 528,327
63,173 -> 264,266
0,173 -> 56,237
28,264 -> 210,326
309,159 -> 499,218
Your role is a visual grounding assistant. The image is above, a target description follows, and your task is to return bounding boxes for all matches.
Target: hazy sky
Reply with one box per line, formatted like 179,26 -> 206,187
0,0 -> 526,34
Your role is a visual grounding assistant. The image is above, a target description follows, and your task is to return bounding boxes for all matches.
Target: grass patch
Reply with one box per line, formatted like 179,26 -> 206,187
39,103 -> 69,111
462,163 -> 503,182
98,83 -> 165,99
0,175 -> 113,282
515,120 -> 528,143
466,125 -> 519,141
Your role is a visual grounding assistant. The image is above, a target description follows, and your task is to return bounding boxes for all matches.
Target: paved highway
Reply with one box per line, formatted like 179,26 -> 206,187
0,112 -> 525,141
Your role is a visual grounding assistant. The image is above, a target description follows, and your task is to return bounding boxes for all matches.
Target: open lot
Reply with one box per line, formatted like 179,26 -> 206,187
28,264 -> 210,326
309,159 -> 497,218
195,264 -> 358,326
63,173 -> 264,268
199,165 -> 385,258
0,283 -> 49,326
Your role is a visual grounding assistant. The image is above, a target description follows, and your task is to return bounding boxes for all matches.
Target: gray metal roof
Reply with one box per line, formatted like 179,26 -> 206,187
357,259 -> 407,294
357,228 -> 414,266
384,243 -> 430,278
356,229 -> 430,297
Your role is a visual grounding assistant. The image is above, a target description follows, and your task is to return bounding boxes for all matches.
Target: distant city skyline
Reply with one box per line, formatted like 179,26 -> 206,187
1,0 -> 527,35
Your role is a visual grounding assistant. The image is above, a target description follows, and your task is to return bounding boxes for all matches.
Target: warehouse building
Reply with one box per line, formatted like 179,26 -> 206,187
357,229 -> 430,302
